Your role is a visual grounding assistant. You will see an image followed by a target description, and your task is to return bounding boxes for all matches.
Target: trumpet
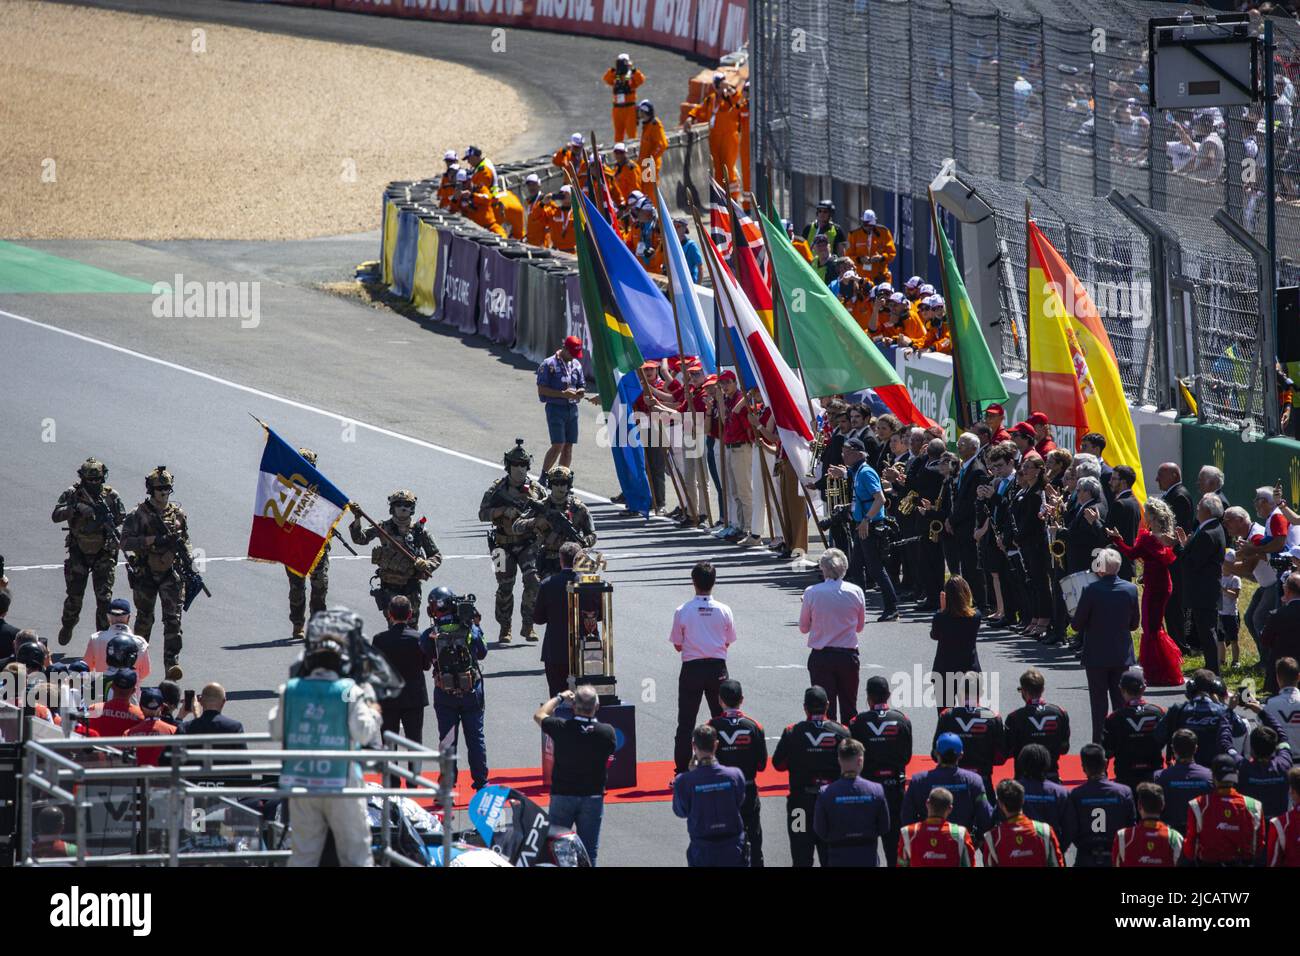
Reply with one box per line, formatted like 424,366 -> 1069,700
928,519 -> 944,544
898,490 -> 919,516
825,476 -> 849,510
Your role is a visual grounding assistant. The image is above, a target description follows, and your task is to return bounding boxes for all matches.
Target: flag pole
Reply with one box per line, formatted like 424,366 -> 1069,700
688,192 -> 731,530
566,164 -> 654,517
660,214 -> 708,524
929,188 -> 972,433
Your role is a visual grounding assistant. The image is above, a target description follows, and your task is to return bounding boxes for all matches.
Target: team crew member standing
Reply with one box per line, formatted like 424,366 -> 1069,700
535,686 -> 617,866
933,672 -> 1007,796
798,548 -> 866,723
773,686 -> 850,867
981,779 -> 1065,867
1183,755 -> 1266,866
672,724 -> 748,867
901,733 -> 993,836
708,679 -> 768,867
1103,668 -> 1166,790
537,336 -> 595,476
668,562 -> 737,775
1065,743 -> 1135,867
813,738 -> 891,867
603,53 -> 645,142
849,675 -> 913,867
1004,668 -> 1071,780
1113,783 -> 1184,867
898,787 -> 977,867
1266,767 -> 1300,866
1154,729 -> 1213,833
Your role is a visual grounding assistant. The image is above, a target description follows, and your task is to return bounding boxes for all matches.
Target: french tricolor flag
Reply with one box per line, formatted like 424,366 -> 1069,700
247,423 -> 350,577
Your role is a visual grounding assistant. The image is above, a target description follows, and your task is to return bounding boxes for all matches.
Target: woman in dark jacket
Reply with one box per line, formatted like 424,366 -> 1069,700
930,576 -> 982,712
1013,456 -> 1053,638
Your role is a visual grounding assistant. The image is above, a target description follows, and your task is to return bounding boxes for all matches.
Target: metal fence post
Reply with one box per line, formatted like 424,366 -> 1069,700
1108,190 -> 1173,408
1213,209 -> 1281,433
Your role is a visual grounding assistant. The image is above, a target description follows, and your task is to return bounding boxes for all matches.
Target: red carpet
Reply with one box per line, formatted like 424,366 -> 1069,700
369,755 -> 1088,810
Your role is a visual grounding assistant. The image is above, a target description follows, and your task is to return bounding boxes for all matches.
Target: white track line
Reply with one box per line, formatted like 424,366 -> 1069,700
0,307 -> 610,503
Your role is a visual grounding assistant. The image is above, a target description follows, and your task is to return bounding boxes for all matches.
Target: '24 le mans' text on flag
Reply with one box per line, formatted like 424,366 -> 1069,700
248,424 -> 350,576
1027,219 -> 1146,501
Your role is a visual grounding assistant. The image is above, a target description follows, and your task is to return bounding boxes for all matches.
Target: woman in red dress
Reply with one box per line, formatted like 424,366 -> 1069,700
1108,497 -> 1184,686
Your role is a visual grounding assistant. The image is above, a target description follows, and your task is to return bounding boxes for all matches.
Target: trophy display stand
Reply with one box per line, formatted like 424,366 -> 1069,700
540,552 -> 637,789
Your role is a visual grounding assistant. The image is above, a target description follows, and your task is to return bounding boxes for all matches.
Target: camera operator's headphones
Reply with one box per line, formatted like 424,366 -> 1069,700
428,586 -> 456,616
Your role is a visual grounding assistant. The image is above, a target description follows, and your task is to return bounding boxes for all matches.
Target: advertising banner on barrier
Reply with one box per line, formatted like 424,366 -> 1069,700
564,270 -> 596,382
302,0 -> 748,60
392,208 -> 420,300
442,235 -> 481,334
412,219 -> 441,316
479,246 -> 519,344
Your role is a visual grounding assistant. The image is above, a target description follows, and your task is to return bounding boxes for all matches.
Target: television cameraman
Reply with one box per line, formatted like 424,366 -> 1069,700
420,588 -> 490,792
269,608 -> 383,867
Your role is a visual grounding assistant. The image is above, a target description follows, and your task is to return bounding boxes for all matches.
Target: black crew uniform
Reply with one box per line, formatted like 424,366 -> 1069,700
708,708 -> 768,867
772,714 -> 850,867
1005,699 -> 1072,780
849,704 -> 913,866
1102,698 -> 1167,790
933,704 -> 1007,795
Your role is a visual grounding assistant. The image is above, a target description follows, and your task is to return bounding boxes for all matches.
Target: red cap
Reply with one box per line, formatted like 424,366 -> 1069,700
719,370 -> 738,382
641,359 -> 660,371
1011,421 -> 1036,439
564,335 -> 584,358
701,374 -> 719,387
1027,411 -> 1049,426
985,403 -> 1005,416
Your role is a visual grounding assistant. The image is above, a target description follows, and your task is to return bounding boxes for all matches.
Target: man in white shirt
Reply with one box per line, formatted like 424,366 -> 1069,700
82,598 -> 150,690
669,561 -> 737,774
798,548 -> 866,722
1265,657 -> 1300,753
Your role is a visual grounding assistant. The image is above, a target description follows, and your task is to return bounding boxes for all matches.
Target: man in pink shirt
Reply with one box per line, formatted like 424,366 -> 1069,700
669,561 -> 737,773
799,548 -> 867,721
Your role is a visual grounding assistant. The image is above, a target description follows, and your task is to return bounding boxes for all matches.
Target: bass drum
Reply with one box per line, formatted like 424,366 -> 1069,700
1060,570 -> 1099,617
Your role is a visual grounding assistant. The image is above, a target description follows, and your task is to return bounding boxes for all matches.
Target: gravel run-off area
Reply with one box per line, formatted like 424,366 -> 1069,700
0,0 -> 527,240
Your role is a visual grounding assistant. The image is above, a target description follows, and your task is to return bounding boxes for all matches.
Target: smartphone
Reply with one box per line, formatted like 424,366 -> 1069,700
183,688 -> 196,714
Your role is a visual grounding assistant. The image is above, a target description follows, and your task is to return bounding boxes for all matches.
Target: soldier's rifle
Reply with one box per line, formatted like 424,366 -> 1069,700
349,504 -> 433,579
144,507 -> 211,610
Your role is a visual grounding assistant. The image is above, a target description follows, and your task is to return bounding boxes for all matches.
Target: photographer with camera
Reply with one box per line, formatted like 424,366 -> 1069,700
269,608 -> 383,867
419,587 -> 489,792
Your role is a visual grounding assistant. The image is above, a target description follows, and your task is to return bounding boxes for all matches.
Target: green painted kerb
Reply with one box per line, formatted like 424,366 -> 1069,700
0,241 -> 155,294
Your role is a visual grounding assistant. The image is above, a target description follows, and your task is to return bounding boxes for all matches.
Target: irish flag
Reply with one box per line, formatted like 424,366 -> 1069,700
248,423 -> 351,576
1028,219 -> 1146,500
699,227 -> 817,479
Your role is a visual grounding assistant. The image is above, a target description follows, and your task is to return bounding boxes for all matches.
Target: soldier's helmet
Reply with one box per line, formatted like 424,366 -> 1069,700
298,447 -> 318,466
78,457 -> 108,482
304,607 -> 360,669
546,466 -> 573,485
387,489 -> 417,508
145,465 -> 174,491
105,634 -> 140,670
503,438 -> 531,468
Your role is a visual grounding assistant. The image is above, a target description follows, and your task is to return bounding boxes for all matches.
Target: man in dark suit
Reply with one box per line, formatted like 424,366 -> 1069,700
946,432 -> 990,610
533,541 -> 581,697
1176,495 -> 1228,674
1157,463 -> 1196,532
181,683 -> 246,746
1196,465 -> 1230,511
372,595 -> 429,746
1079,433 -> 1115,511
1108,466 -> 1142,581
1072,548 -> 1140,743
1261,575 -> 1300,685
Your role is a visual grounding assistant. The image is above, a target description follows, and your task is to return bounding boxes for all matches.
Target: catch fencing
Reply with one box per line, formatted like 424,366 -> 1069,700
751,0 -> 1300,434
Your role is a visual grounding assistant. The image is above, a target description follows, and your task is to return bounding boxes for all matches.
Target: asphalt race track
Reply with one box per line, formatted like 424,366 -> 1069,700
2,2 -> 1190,867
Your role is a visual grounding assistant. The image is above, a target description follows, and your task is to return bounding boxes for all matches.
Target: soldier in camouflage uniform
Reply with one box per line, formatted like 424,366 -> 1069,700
120,466 -> 191,676
51,457 -> 127,645
513,466 -> 596,578
479,439 -> 545,643
348,489 -> 440,626
287,448 -> 330,640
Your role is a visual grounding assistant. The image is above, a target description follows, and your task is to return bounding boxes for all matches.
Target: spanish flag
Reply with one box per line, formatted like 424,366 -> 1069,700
1028,219 -> 1147,502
